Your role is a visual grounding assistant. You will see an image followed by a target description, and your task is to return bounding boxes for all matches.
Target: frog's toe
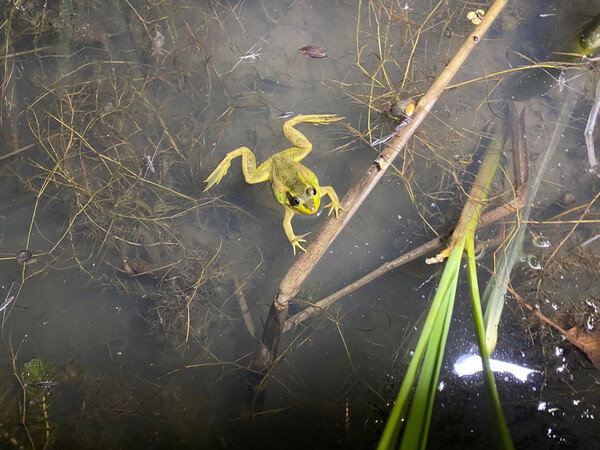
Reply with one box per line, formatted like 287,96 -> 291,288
203,175 -> 220,192
312,114 -> 345,125
290,233 -> 310,254
204,165 -> 230,191
294,114 -> 344,125
325,202 -> 344,218
292,240 -> 307,255
292,243 -> 306,255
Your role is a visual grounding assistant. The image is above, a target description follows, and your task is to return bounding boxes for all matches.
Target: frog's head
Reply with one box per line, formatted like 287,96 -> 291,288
271,162 -> 321,215
286,184 -> 321,215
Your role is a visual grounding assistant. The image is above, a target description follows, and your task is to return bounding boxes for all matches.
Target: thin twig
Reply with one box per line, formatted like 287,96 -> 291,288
0,143 -> 36,161
284,235 -> 446,332
235,277 -> 256,339
545,189 -> 600,266
284,191 -> 527,332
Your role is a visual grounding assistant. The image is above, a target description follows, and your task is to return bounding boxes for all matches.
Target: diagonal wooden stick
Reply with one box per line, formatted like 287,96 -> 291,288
248,0 -> 509,382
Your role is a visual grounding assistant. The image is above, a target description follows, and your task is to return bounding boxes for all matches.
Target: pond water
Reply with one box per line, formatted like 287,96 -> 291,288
1,0 -> 599,448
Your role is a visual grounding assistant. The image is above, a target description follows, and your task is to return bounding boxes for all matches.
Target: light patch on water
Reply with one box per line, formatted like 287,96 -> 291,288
453,353 -> 540,382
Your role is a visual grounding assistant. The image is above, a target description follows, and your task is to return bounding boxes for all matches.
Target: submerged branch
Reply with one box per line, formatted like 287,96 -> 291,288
284,190 -> 527,332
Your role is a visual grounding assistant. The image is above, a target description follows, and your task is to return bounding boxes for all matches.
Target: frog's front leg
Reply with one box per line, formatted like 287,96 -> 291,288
204,146 -> 271,191
320,186 -> 345,218
281,114 -> 344,162
283,208 -> 309,254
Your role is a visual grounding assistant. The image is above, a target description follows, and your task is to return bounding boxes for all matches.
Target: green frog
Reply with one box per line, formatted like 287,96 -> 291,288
204,114 -> 345,254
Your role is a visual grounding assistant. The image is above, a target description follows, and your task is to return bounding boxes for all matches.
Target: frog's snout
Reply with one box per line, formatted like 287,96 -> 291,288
304,198 -> 317,213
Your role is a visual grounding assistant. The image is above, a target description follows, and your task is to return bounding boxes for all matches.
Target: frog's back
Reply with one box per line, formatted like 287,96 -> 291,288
270,155 -> 317,191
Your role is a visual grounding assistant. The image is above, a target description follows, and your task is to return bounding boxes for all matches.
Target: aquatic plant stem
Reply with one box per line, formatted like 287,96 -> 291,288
466,232 -> 512,449
483,89 -> 579,353
584,77 -> 600,172
397,257 -> 459,450
379,122 -> 505,449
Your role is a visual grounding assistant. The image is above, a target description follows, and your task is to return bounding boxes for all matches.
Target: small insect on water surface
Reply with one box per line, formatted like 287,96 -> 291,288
143,154 -> 155,174
228,41 -> 264,73
142,133 -> 164,181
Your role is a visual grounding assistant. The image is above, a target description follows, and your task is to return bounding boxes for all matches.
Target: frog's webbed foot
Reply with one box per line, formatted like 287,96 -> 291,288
283,209 -> 310,255
290,232 -> 310,255
204,158 -> 232,191
320,186 -> 345,219
325,203 -> 346,219
290,114 -> 345,126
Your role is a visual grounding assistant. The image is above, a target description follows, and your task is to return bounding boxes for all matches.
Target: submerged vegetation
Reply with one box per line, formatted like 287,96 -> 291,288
0,0 -> 599,447
4,0 -> 231,344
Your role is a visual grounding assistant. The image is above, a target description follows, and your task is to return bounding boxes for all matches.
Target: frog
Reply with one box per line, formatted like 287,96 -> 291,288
204,114 -> 345,254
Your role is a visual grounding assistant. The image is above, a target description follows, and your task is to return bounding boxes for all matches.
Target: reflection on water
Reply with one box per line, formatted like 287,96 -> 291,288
0,0 -> 599,447
453,353 -> 539,382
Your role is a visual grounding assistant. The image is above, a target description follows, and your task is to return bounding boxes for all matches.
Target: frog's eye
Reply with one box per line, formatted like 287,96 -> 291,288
306,187 -> 317,197
290,197 -> 301,207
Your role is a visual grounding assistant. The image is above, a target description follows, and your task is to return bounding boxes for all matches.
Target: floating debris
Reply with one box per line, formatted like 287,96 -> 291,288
227,47 -> 262,73
388,98 -> 415,120
16,250 -> 33,265
102,102 -> 115,113
151,30 -> 165,57
372,98 -> 415,147
1,282 -> 16,313
238,48 -> 261,62
36,381 -> 59,389
467,9 -> 485,25
278,112 -> 295,119
532,235 -> 551,248
0,294 -> 15,313
143,154 -> 155,174
298,45 -> 328,58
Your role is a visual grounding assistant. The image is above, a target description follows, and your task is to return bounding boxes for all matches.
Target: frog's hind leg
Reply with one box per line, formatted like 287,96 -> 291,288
281,114 -> 344,162
204,147 -> 270,191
